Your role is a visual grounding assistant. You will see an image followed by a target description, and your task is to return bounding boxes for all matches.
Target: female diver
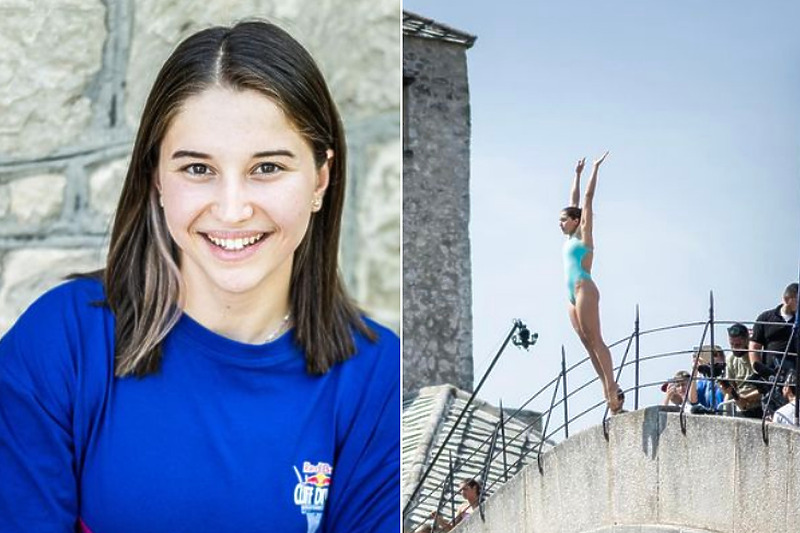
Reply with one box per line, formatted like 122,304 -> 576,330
560,151 -> 624,414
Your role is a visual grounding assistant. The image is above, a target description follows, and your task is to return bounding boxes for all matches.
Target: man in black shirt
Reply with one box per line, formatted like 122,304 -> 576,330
750,283 -> 799,372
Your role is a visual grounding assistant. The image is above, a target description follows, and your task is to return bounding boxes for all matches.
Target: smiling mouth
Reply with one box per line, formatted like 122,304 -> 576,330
204,233 -> 267,251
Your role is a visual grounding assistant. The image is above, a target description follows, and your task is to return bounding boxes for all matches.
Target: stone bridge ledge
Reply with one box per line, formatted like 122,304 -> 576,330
458,406 -> 800,533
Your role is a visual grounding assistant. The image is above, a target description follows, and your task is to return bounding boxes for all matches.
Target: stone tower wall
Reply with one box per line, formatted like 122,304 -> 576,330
403,34 -> 473,392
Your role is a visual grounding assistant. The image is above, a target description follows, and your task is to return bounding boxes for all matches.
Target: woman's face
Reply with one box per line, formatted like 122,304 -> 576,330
559,211 -> 579,235
461,483 -> 478,503
157,86 -> 329,305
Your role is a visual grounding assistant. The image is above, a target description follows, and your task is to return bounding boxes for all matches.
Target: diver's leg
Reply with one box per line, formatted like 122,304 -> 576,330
575,280 -> 622,411
569,302 -> 608,397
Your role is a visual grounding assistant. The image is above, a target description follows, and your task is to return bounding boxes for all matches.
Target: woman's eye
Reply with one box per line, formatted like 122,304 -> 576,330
255,162 -> 281,175
185,163 -> 210,176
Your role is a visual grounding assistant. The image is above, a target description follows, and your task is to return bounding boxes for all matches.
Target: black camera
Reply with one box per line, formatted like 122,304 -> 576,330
697,362 -> 726,378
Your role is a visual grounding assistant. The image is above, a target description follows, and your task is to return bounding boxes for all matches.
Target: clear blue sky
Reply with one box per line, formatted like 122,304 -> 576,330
405,0 -> 800,432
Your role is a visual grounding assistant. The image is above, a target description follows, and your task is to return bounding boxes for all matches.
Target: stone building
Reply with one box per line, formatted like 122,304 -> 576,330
403,12 -> 476,393
0,0 -> 400,334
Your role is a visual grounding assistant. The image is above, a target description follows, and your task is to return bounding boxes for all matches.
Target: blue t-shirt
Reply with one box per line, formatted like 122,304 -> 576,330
0,279 -> 399,533
695,378 -> 724,410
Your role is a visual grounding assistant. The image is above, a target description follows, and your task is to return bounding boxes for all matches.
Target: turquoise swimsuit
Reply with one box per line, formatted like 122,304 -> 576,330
563,235 -> 592,305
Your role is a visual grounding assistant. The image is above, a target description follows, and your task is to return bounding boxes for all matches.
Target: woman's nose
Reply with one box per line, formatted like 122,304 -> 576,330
212,179 -> 254,223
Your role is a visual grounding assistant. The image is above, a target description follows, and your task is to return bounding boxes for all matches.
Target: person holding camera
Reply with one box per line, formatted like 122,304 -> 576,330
662,370 -> 691,407
718,323 -> 763,418
688,345 -> 725,413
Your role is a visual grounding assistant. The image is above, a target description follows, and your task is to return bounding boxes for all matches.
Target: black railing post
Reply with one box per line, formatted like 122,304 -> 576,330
448,451 -> 456,522
433,453 -> 452,530
536,376 -> 561,472
561,347 -> 569,440
446,450 -> 456,520
603,332 -> 634,436
499,399 -> 508,482
479,423 -> 498,521
635,305 -> 640,410
681,320 -> 711,434
709,291 -> 718,412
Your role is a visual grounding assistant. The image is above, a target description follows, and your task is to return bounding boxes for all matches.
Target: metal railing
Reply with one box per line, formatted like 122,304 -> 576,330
403,291 -> 799,533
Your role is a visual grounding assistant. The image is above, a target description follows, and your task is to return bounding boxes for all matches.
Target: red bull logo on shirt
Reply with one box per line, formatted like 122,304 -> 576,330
293,461 -> 333,533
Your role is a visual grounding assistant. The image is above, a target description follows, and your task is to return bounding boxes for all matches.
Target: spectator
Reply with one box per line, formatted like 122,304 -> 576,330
718,323 -> 763,418
772,372 -> 798,426
430,479 -> 482,531
750,283 -> 799,372
662,370 -> 690,407
750,361 -> 790,417
689,345 -> 725,412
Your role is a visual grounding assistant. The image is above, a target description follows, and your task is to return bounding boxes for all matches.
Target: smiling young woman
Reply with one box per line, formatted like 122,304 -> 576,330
0,21 -> 399,533
156,87 -> 330,345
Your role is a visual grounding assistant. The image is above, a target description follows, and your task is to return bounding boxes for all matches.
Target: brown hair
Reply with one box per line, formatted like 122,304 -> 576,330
105,21 -> 373,377
460,478 -> 482,495
561,206 -> 582,220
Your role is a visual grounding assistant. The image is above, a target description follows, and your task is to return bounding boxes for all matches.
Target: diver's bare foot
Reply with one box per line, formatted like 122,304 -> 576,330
607,386 -> 625,414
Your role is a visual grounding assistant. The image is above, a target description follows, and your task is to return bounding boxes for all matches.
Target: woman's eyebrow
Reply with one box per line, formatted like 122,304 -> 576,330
171,150 -> 211,160
252,149 -> 296,159
170,149 -> 297,159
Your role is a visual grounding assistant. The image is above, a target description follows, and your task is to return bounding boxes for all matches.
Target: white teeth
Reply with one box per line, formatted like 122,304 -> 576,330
207,233 -> 264,251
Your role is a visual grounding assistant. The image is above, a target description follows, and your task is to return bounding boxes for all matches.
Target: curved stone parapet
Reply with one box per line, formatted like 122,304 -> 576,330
458,406 -> 800,533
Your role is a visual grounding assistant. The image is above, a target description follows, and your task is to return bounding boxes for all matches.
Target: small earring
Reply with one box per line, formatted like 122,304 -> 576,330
158,195 -> 164,208
311,198 -> 322,212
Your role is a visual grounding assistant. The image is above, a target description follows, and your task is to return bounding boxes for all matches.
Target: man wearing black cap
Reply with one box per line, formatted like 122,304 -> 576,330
719,323 -> 762,418
749,283 -> 799,372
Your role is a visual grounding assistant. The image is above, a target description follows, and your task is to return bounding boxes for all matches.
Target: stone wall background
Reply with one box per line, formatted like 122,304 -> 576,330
0,0 -> 400,334
403,35 -> 473,393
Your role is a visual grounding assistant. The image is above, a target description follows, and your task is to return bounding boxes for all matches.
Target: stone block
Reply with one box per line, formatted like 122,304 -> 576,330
126,0 -> 399,128
303,0 -> 400,119
556,426 -> 611,533
0,248 -> 105,334
89,158 -> 129,218
609,408 -> 659,525
495,487 -> 519,532
9,174 -> 66,223
524,465 -> 546,533
733,420 -> 791,533
786,427 -> 800,529
657,413 -> 735,532
351,138 -> 400,328
0,0 -> 106,158
535,447 -> 564,533
0,183 -> 9,217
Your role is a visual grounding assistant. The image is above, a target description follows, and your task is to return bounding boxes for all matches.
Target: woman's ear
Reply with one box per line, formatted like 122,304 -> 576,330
315,149 -> 333,196
154,173 -> 163,207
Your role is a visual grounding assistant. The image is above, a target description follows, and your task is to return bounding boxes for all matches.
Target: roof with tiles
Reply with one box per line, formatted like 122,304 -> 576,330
403,11 -> 477,48
402,385 -> 552,530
